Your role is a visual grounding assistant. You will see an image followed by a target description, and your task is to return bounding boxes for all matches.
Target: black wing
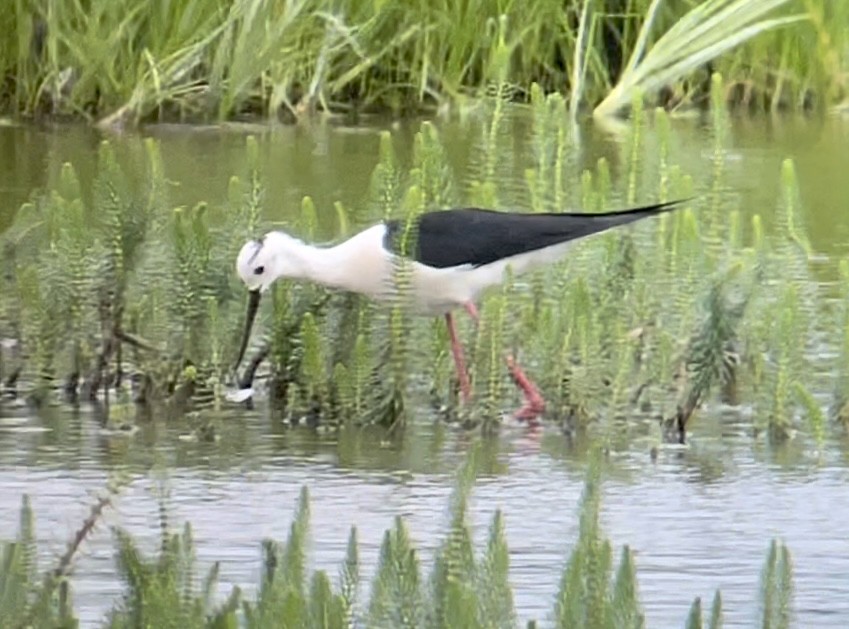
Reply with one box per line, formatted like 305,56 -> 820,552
382,200 -> 686,269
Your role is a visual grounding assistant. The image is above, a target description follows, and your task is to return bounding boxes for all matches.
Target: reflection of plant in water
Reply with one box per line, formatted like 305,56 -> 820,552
1,451 -> 797,627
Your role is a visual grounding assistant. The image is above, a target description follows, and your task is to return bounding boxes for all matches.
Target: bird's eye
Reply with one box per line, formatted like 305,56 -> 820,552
253,266 -> 265,275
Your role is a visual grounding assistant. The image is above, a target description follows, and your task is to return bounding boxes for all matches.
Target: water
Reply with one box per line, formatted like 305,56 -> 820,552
2,408 -> 849,627
2,110 -> 849,627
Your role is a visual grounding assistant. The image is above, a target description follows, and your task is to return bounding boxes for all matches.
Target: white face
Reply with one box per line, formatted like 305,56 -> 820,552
236,238 -> 275,292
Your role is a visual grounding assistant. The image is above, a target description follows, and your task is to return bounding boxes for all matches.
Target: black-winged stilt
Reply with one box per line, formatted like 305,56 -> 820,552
233,200 -> 686,422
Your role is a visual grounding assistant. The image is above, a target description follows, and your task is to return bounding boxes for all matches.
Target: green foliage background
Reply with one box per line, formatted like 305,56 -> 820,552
0,0 -> 845,125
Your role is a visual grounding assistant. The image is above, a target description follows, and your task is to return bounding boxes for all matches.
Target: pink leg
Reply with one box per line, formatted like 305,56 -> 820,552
505,356 -> 546,423
445,312 -> 472,403
462,301 -> 545,423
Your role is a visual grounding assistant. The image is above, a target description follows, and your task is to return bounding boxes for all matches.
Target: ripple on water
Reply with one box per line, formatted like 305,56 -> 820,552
1,409 -> 849,627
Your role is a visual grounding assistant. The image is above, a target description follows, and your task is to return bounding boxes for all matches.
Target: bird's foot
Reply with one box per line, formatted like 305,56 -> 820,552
511,399 -> 545,424
505,355 -> 545,424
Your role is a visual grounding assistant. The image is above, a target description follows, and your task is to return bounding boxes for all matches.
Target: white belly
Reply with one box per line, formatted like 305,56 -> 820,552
397,240 -> 577,315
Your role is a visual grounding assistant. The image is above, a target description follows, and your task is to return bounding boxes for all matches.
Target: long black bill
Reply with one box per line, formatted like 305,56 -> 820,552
235,289 -> 262,371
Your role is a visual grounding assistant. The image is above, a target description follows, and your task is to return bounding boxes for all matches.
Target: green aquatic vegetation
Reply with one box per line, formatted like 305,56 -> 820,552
16,266 -> 60,407
107,522 -> 239,629
368,516 -> 425,628
793,382 -> 826,452
2,133 -> 266,416
467,83 -> 513,209
760,285 -> 804,443
710,591 -> 723,629
334,322 -> 375,422
554,456 -> 643,628
266,285 -> 334,418
685,590 -> 724,629
759,539 -> 794,629
2,159 -> 102,404
242,486 -> 319,627
0,496 -> 62,627
79,140 -> 156,401
94,140 -> 151,298
830,260 -> 849,427
298,313 -> 327,409
412,121 -> 457,211
669,269 -> 750,442
0,94 -> 836,450
778,158 -> 814,261
1,455 -> 801,627
685,597 -> 703,629
370,132 -> 404,222
380,187 -> 423,426
470,277 -> 511,429
169,203 -> 217,356
529,87 -> 569,213
130,142 -> 249,413
230,135 -> 267,242
744,160 -> 817,441
427,452 -> 515,628
703,73 -> 731,257
2,477 -> 126,629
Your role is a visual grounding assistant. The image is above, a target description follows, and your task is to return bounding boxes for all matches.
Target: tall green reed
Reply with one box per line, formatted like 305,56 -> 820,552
4,0 -> 841,124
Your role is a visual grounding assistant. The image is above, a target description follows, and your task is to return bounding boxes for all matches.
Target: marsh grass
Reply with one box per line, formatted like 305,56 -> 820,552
592,0 -> 806,118
1,451 -> 796,627
0,0 -> 844,124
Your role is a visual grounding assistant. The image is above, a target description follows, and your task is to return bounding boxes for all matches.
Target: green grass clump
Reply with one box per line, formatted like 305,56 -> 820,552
0,496 -> 77,628
107,521 -> 240,628
1,476 -> 126,629
1,453 -> 800,628
1,134 -> 261,420
0,0 -> 844,125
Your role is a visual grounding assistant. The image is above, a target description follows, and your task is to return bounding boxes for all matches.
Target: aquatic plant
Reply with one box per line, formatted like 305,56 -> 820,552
667,268 -> 750,443
0,495 -> 75,628
1,453 -> 800,627
0,135 -> 240,418
0,82 -> 838,456
684,593 -> 725,629
107,521 -> 240,628
759,539 -> 794,629
0,474 -> 127,629
554,455 -> 643,628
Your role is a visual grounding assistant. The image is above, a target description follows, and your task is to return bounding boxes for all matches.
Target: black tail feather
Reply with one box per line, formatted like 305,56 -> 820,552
385,198 -> 692,269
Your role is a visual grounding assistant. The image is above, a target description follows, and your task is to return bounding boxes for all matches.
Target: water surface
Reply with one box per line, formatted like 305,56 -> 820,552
2,110 -> 849,627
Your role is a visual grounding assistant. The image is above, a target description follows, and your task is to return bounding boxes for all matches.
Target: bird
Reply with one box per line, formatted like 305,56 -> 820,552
233,199 -> 687,423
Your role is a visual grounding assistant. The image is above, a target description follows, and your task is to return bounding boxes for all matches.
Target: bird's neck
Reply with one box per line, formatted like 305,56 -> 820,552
276,234 -> 358,291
